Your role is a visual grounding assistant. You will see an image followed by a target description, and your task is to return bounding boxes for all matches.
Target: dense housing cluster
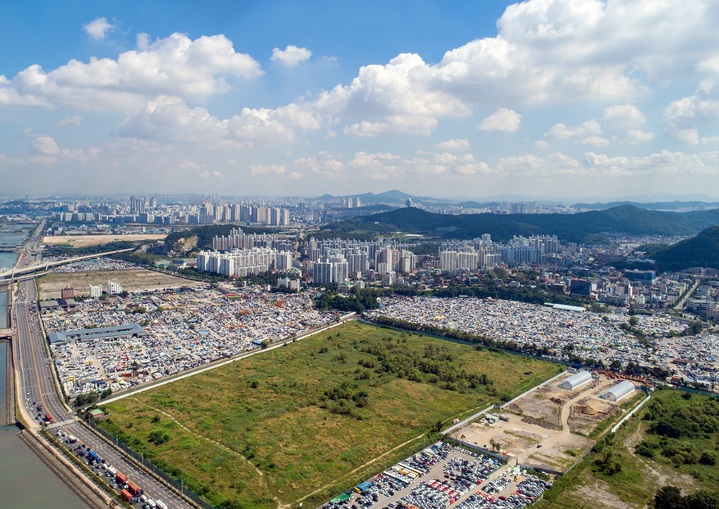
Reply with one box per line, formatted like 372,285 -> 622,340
43,286 -> 339,396
366,296 -> 718,385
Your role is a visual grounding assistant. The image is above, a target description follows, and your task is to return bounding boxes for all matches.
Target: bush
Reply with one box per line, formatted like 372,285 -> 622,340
636,439 -> 658,458
700,451 -> 717,466
148,431 -> 169,445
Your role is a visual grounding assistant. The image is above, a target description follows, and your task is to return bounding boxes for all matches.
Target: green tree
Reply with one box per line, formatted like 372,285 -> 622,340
653,485 -> 686,509
684,491 -> 719,509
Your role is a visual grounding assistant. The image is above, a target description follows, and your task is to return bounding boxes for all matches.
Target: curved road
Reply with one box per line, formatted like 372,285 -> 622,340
11,224 -> 193,509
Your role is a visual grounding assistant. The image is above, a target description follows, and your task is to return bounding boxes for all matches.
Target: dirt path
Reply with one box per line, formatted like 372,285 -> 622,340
133,396 -> 265,478
294,432 -> 429,505
516,388 -> 591,464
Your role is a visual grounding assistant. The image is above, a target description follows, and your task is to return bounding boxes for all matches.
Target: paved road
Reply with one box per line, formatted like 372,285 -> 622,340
1,248 -> 134,279
14,279 -> 191,508
11,223 -> 193,509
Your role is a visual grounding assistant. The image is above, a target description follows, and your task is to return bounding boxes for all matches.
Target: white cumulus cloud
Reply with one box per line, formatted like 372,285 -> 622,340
626,129 -> 655,143
271,45 -> 312,66
435,138 -> 471,151
32,136 -> 60,155
6,33 -> 263,110
84,17 -> 115,40
582,136 -> 610,147
477,108 -> 521,132
602,104 -> 646,129
546,119 -> 602,140
250,164 -> 286,175
664,82 -> 719,144
56,115 -> 82,128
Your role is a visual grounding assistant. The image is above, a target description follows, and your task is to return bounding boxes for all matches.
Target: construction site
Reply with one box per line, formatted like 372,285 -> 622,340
448,371 -> 645,474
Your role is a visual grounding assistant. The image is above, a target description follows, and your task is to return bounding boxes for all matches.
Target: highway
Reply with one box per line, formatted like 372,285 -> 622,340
10,223 -> 194,509
0,248 -> 134,280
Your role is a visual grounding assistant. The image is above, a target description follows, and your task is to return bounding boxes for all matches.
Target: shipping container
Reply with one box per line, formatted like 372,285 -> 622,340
127,480 -> 143,496
121,489 -> 133,502
116,471 -> 127,485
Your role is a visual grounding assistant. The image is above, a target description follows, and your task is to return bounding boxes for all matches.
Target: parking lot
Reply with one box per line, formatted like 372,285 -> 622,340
322,443 -> 552,509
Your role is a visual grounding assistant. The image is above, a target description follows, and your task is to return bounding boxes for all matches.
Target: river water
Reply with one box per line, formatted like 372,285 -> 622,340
0,222 -> 33,273
0,223 -> 88,508
0,223 -> 31,328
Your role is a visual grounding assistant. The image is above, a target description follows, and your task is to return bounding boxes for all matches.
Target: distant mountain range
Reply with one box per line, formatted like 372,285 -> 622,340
571,201 -> 719,211
322,205 -> 719,243
317,190 -> 719,211
318,190 -> 446,206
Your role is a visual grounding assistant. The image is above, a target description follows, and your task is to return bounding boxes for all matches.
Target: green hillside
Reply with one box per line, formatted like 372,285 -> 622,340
653,226 -> 719,271
321,205 -> 719,242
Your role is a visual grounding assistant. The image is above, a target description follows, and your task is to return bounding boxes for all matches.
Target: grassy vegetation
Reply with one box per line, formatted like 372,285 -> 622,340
97,321 -> 559,509
536,388 -> 719,509
37,269 -> 193,298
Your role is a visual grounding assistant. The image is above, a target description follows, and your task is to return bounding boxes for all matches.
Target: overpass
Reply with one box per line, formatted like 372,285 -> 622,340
0,248 -> 134,280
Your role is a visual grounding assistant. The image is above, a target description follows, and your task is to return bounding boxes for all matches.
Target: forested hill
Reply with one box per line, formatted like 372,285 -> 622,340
320,205 -> 719,242
653,226 -> 719,271
161,224 -> 273,254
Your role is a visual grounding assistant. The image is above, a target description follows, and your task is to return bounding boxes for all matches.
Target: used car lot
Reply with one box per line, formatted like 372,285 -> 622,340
322,443 -> 552,509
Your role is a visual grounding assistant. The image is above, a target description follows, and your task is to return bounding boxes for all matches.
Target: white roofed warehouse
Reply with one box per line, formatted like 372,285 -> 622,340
601,381 -> 636,402
559,370 -> 592,390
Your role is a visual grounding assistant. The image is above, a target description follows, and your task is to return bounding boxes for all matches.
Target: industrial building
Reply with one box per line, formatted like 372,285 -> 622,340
48,323 -> 147,345
600,381 -> 636,402
559,370 -> 593,390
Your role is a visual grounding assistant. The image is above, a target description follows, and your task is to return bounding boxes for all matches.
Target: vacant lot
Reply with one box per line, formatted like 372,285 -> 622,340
452,373 -> 631,474
537,389 -> 719,509
38,269 -> 199,299
98,321 -> 560,509
43,234 -> 166,248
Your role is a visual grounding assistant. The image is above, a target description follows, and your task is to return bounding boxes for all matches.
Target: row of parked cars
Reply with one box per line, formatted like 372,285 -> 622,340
322,442 -> 553,509
443,454 -> 499,486
400,480 -> 465,509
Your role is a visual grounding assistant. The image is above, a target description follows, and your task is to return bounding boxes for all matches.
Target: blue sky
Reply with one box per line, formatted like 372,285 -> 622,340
1,0 -> 719,200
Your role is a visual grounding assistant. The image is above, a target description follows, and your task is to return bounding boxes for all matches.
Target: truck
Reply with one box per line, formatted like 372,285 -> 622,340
127,480 -> 143,496
44,412 -> 54,424
155,500 -> 168,509
115,471 -> 127,485
88,450 -> 100,464
120,489 -> 133,503
66,434 -> 78,444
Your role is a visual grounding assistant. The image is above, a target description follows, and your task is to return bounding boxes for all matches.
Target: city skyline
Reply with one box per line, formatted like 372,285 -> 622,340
2,0 -> 719,199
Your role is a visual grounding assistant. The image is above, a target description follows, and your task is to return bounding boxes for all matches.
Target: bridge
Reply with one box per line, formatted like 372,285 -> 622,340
0,248 -> 134,279
0,244 -> 19,252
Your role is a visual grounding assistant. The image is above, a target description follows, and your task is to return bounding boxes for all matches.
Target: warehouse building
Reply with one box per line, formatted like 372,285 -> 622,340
559,370 -> 593,390
601,381 -> 636,402
48,323 -> 147,345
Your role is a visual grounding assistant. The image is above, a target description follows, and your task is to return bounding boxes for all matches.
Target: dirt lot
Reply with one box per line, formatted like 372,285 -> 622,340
38,269 -> 202,299
42,234 -> 166,247
451,373 -> 633,473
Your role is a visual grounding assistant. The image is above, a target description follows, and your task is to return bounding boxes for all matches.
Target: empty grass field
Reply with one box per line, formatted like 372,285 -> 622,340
97,321 -> 560,509
38,269 -> 201,299
42,233 -> 166,248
